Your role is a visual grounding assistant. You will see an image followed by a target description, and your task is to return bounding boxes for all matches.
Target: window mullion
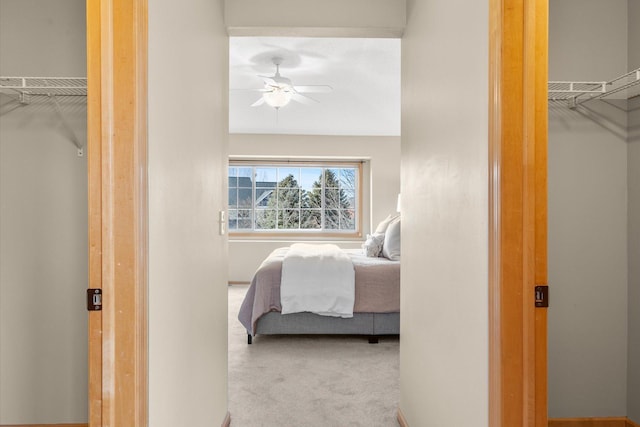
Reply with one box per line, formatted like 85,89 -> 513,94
275,186 -> 279,231
252,166 -> 256,232
321,168 -> 325,232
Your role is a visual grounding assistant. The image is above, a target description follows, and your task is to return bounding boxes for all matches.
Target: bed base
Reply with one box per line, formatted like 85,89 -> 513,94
248,333 -> 380,344
247,311 -> 399,344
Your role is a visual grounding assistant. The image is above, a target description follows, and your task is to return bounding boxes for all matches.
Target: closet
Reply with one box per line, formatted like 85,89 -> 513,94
547,0 -> 639,422
0,1 -> 88,424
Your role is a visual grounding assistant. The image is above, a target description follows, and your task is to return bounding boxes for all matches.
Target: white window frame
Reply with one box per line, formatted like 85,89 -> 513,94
228,160 -> 363,238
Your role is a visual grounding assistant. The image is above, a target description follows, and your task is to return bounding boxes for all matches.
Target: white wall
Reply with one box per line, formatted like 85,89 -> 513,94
225,0 -> 405,37
148,0 -> 229,425
548,0 -> 630,418
548,104 -> 628,417
399,0 -> 488,425
228,133 -> 400,282
627,0 -> 640,421
0,0 -> 88,423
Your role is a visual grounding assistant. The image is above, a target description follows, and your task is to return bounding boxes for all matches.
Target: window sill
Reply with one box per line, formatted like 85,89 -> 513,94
229,233 -> 363,244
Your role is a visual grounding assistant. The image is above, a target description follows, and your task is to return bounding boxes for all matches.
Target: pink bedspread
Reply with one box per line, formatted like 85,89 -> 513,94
238,247 -> 400,334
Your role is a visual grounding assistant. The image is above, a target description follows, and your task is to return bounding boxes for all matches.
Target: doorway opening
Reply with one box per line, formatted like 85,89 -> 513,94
226,35 -> 402,425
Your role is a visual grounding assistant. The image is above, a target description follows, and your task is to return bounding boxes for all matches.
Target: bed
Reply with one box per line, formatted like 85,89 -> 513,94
237,242 -> 401,344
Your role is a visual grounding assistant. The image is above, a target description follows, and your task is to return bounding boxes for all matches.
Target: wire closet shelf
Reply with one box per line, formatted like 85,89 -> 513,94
0,76 -> 87,101
548,67 -> 640,108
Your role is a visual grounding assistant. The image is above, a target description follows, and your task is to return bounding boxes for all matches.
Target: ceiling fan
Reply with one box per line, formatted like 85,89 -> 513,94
250,57 -> 333,110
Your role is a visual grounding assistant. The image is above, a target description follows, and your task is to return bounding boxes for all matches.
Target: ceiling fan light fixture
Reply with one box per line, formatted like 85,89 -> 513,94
262,87 -> 292,108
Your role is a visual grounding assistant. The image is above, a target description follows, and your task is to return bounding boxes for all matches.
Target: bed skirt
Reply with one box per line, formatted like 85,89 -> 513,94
253,311 -> 400,336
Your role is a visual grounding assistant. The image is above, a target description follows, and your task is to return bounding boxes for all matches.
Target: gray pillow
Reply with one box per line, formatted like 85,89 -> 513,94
381,217 -> 401,261
362,233 -> 385,257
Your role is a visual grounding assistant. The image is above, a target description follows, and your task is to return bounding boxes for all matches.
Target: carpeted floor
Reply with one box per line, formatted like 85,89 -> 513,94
228,285 -> 400,427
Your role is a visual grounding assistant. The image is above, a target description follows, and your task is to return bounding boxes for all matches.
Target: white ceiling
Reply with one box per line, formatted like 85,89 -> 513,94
229,37 -> 401,136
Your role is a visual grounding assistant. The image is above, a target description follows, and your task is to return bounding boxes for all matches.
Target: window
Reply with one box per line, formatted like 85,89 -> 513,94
228,162 -> 361,235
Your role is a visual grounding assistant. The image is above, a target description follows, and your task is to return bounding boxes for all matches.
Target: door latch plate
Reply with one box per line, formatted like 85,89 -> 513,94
87,289 -> 102,311
535,285 -> 549,308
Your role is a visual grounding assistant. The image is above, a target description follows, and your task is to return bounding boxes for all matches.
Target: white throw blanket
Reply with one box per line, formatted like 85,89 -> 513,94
280,243 -> 355,318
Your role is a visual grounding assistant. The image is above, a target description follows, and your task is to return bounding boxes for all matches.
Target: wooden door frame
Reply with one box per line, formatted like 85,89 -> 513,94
86,0 -> 547,426
87,0 -> 148,426
489,0 -> 548,426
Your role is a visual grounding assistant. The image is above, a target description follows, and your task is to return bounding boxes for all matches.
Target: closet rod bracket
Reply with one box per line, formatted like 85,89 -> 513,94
49,94 -> 85,155
19,92 -> 30,104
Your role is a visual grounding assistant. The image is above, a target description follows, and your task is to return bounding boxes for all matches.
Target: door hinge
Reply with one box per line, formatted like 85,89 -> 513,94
87,289 -> 102,311
535,285 -> 549,308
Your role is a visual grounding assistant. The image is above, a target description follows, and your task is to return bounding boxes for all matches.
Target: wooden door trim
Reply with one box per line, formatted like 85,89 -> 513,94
87,0 -> 148,426
489,0 -> 548,426
86,0 -> 103,425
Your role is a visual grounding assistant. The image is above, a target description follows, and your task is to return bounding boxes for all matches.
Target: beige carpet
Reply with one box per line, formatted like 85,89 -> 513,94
228,285 -> 400,427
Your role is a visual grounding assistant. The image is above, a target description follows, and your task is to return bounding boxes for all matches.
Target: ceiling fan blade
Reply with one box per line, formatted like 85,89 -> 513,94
258,76 -> 277,86
230,88 -> 270,92
291,93 -> 319,105
293,85 -> 333,93
250,97 -> 265,107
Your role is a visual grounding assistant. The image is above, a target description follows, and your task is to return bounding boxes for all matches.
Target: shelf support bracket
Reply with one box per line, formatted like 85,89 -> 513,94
50,94 -> 85,156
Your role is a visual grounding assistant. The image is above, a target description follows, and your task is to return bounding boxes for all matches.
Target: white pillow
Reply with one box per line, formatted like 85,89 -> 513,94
374,213 -> 400,235
362,233 -> 385,257
382,217 -> 401,261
